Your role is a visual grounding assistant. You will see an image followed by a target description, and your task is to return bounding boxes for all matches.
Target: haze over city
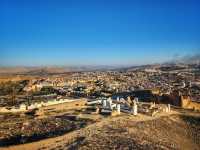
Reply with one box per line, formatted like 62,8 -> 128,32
1,0 -> 200,66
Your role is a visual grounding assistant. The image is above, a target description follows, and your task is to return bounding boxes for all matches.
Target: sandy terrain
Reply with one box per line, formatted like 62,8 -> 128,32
1,109 -> 199,150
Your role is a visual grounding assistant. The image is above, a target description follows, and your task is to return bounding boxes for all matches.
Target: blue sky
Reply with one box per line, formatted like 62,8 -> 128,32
0,0 -> 200,66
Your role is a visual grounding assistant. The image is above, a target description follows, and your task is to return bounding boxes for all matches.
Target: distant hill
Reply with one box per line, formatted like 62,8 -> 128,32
0,67 -> 71,75
0,66 -> 120,75
0,56 -> 199,75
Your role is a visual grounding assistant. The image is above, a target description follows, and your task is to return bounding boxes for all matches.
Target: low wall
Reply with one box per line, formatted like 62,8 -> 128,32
181,96 -> 200,111
0,98 -> 86,113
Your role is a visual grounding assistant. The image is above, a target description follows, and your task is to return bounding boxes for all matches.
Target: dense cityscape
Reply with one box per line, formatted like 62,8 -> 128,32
1,64 -> 200,107
0,63 -> 199,149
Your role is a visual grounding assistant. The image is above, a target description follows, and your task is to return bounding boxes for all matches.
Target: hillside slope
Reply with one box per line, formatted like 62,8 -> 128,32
2,113 -> 199,150
66,114 -> 200,150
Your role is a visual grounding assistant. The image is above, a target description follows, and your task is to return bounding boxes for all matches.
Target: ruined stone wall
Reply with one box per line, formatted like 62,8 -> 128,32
181,96 -> 200,111
181,96 -> 191,107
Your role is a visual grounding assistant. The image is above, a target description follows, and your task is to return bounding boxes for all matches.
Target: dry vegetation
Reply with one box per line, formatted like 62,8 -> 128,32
0,113 -> 94,147
1,110 -> 199,150
63,114 -> 200,150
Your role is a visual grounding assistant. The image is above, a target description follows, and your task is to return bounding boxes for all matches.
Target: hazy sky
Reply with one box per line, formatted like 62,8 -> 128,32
0,0 -> 200,66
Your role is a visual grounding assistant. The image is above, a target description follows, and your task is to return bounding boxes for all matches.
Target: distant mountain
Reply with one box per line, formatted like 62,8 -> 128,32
0,67 -> 31,74
0,65 -> 121,75
0,67 -> 70,75
116,64 -> 161,72
1,55 -> 199,75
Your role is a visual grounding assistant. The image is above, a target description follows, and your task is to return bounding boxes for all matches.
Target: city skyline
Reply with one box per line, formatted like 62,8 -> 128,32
1,0 -> 200,66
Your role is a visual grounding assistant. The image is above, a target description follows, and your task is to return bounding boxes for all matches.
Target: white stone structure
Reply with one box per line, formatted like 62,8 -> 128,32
134,97 -> 139,103
107,98 -> 112,109
20,104 -> 27,111
0,98 -> 84,113
133,101 -> 138,116
168,104 -> 171,112
103,99 -> 107,107
116,104 -> 121,114
87,100 -> 101,105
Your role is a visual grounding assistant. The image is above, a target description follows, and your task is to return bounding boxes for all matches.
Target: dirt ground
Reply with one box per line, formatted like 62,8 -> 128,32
0,108 -> 199,150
